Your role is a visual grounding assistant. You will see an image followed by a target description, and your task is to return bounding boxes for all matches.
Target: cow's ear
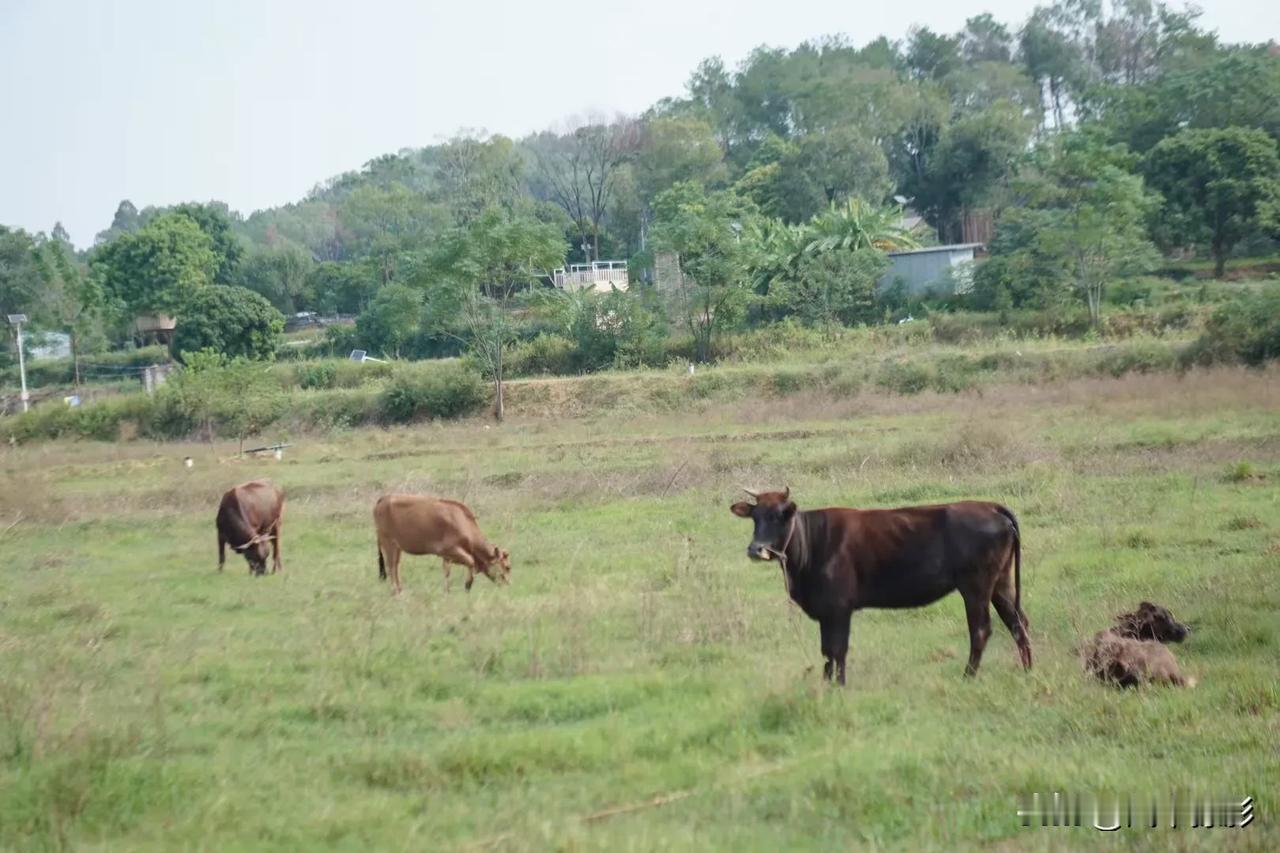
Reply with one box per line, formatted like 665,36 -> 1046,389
730,501 -> 754,518
781,501 -> 797,517
1139,601 -> 1155,611
492,545 -> 501,558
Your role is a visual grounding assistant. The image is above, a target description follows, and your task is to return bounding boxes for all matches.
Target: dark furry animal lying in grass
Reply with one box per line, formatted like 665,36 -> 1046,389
1081,602 -> 1194,688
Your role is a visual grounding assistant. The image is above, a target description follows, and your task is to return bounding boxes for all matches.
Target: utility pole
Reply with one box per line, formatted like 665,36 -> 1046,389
7,314 -> 29,413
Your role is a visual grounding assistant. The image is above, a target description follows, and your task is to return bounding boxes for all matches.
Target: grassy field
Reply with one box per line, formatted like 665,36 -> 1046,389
1,367 -> 1278,851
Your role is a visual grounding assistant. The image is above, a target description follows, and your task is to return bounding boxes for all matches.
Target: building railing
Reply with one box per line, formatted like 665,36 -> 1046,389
552,261 -> 629,290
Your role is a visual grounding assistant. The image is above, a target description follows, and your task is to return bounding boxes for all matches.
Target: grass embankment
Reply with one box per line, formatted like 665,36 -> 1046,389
1,367 -> 1277,850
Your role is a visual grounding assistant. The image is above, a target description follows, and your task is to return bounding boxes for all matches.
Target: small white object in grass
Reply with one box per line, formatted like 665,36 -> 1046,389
184,457 -> 193,469
274,448 -> 283,461
688,364 -> 695,375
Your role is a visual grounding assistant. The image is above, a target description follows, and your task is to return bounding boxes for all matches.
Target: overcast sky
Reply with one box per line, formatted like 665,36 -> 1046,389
1,0 -> 1276,247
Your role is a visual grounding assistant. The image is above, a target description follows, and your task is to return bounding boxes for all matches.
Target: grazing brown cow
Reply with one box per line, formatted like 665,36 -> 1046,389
373,494 -> 511,595
217,480 -> 285,576
730,487 -> 1030,684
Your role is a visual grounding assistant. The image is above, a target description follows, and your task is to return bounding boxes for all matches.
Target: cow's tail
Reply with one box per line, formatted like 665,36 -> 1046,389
378,545 -> 386,581
995,505 -> 1022,621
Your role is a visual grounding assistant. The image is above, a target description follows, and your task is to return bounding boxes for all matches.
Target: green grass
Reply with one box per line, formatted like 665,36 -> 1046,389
1,367 -> 1278,850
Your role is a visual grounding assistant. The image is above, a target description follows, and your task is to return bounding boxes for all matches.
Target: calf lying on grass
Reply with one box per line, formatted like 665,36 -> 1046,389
1081,602 -> 1194,688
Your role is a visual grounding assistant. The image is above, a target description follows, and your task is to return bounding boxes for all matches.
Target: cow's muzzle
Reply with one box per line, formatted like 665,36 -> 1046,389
747,544 -> 776,562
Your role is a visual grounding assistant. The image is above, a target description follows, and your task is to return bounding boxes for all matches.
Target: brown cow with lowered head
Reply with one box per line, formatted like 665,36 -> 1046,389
373,495 -> 511,595
217,480 -> 285,576
731,487 -> 1030,684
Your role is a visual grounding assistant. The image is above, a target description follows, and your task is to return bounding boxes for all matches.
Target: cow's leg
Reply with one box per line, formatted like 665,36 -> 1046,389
384,543 -> 403,595
830,613 -> 852,686
961,593 -> 993,677
442,547 -> 477,591
992,585 -> 1032,670
819,620 -> 835,681
217,532 -> 226,572
442,559 -> 452,593
271,521 -> 283,574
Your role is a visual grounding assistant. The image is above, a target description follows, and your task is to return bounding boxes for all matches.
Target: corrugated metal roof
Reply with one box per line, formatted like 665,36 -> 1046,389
887,243 -> 983,257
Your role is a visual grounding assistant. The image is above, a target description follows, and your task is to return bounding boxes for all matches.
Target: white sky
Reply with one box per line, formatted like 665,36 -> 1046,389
1,0 -> 1276,247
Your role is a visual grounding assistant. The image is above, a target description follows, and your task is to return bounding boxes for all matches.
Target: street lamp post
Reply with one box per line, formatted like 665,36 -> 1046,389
7,314 -> 29,413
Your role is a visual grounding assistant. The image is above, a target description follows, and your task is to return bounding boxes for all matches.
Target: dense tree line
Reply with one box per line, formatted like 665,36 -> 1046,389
4,2 -> 1280,391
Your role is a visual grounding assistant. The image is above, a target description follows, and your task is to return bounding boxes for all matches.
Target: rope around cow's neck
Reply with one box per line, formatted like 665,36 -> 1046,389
232,531 -> 275,552
770,514 -> 799,598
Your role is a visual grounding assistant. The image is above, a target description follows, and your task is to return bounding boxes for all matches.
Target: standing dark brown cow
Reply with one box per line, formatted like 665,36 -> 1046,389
217,480 -> 285,576
730,487 -> 1030,684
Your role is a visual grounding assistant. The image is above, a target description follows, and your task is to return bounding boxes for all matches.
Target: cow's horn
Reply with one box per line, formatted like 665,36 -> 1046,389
741,487 -> 759,499
781,485 -> 791,500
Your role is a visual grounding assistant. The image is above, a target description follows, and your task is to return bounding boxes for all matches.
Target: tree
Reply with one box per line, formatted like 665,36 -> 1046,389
527,120 -> 639,261
650,182 -> 755,362
171,202 -> 245,285
434,134 -> 526,225
985,131 -> 1160,324
91,213 -> 218,318
30,235 -> 103,387
171,286 -> 284,361
339,182 -> 441,285
308,261 -> 376,315
427,209 -> 566,420
94,200 -> 142,245
961,13 -> 1015,63
916,101 -> 1036,241
905,27 -> 962,81
633,116 -> 727,204
1145,128 -> 1280,277
774,248 -> 887,337
0,226 -> 40,326
239,245 -> 315,313
355,283 -> 424,358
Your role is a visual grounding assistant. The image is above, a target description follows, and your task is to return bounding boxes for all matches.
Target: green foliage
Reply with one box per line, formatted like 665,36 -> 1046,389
379,361 -> 486,422
1145,127 -> 1280,277
239,245 -> 315,313
171,202 -> 246,286
651,182 -> 756,362
773,248 -> 887,335
157,349 -> 286,444
979,131 -> 1160,324
355,284 -> 425,358
308,262 -> 376,315
1183,286 -> 1280,367
506,333 -> 577,377
91,213 -> 218,317
171,286 -> 284,362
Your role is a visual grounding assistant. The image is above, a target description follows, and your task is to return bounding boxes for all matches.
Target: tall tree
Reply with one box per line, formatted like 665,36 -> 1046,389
1145,127 -> 1280,277
171,202 -> 245,285
31,235 -> 102,387
94,200 -> 142,245
528,120 -> 640,261
961,13 -> 1015,63
91,213 -> 218,318
427,209 -> 566,419
650,182 -> 755,362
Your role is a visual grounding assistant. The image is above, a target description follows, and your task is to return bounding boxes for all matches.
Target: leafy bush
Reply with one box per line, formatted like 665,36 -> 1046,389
2,395 -> 156,443
171,286 -> 285,362
1182,287 -> 1280,367
154,350 -> 287,444
876,361 -> 932,395
379,361 -> 487,422
506,334 -> 577,377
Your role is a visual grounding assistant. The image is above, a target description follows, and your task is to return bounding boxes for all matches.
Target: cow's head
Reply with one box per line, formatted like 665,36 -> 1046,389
480,545 -> 511,585
242,539 -> 270,576
1117,601 -> 1190,643
730,486 -> 795,563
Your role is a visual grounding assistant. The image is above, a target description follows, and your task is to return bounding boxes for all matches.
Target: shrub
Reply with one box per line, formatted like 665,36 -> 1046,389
506,334 -> 577,377
379,362 -> 486,423
1095,340 -> 1179,377
1182,287 -> 1280,367
296,361 -> 337,390
876,361 -> 932,395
